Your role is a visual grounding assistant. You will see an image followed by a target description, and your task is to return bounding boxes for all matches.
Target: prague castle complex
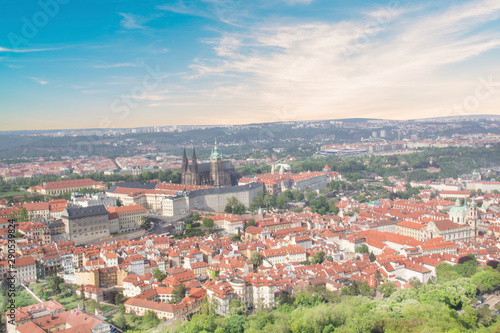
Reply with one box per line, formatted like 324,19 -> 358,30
181,140 -> 241,187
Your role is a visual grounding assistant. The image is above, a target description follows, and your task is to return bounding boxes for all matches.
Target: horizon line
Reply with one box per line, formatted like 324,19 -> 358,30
1,113 -> 499,133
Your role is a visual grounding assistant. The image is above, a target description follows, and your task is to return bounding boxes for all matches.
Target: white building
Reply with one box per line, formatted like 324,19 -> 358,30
262,245 -> 307,265
71,192 -> 117,208
205,276 -> 275,315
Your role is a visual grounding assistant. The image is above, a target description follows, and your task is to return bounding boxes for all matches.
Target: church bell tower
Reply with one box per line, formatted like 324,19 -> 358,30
210,139 -> 225,187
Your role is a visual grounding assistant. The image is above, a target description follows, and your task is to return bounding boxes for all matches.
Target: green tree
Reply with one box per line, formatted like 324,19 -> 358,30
202,217 -> 214,228
251,251 -> 263,267
293,292 -> 323,308
454,255 -> 477,277
153,268 -> 167,282
142,310 -> 160,327
408,277 -> 423,289
49,276 -> 64,294
182,313 -> 217,332
470,266 -> 500,294
292,189 -> 304,201
114,314 -> 129,331
328,198 -> 339,214
436,263 -> 461,283
306,189 -> 317,201
246,218 -> 256,228
232,203 -> 246,214
341,281 -> 372,297
115,292 -> 124,305
229,299 -> 247,316
459,305 -> 478,330
140,216 -> 151,230
226,315 -> 245,333
356,244 -> 369,254
378,282 -> 397,297
172,283 -> 186,303
19,207 -> 28,222
311,251 -> 326,265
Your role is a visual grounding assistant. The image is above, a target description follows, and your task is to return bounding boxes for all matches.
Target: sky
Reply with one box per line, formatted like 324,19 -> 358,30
1,0 -> 500,131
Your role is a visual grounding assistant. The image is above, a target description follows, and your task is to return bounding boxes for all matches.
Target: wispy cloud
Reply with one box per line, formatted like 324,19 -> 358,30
281,0 -> 313,5
157,0 -> 247,25
94,62 -> 143,69
27,77 -> 48,85
0,46 -> 60,53
82,90 -> 104,94
157,1 -> 208,17
118,12 -> 151,29
187,0 -> 500,121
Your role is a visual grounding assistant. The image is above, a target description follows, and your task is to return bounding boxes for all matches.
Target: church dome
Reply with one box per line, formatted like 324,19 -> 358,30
449,205 -> 467,215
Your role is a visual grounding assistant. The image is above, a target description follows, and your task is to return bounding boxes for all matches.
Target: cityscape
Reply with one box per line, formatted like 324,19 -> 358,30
2,1 -> 500,333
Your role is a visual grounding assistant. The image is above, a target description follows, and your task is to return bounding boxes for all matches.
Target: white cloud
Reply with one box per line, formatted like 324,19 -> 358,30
27,77 -> 48,85
187,0 -> 500,122
281,0 -> 313,4
94,62 -> 142,69
0,46 -> 59,53
157,0 -> 247,25
82,90 -> 104,94
118,13 -> 150,29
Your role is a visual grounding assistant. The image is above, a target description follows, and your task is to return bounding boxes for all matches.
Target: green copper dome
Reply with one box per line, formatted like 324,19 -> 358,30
449,206 -> 467,215
449,198 -> 467,215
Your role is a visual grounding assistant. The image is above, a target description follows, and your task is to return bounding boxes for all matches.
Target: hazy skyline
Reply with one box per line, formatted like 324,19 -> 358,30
1,0 -> 500,131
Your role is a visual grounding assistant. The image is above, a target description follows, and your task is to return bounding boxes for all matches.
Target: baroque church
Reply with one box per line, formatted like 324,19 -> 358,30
449,198 -> 482,236
181,140 -> 241,187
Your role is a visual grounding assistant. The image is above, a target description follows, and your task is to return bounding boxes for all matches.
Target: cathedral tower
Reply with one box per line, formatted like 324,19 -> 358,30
181,148 -> 189,184
191,148 -> 200,185
210,139 -> 225,187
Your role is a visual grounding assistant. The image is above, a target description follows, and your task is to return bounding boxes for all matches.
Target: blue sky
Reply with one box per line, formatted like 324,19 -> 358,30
1,0 -> 500,130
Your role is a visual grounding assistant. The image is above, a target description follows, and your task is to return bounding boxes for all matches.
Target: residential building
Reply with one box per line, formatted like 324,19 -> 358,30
61,205 -> 110,244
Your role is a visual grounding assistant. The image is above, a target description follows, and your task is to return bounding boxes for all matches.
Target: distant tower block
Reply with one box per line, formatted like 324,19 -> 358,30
380,130 -> 386,138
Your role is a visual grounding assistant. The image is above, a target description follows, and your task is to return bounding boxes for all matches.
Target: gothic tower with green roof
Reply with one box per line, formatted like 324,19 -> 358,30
180,139 -> 241,187
210,139 -> 225,187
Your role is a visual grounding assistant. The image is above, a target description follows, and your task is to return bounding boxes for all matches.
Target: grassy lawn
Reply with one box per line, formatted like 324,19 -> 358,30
83,300 -> 116,314
110,312 -> 134,322
30,282 -> 115,314
57,293 -> 81,309
111,230 -> 140,237
14,288 -> 39,307
0,190 -> 26,198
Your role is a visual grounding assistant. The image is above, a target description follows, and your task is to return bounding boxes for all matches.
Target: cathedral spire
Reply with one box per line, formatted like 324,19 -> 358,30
191,148 -> 199,173
182,148 -> 188,171
211,138 -> 222,159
